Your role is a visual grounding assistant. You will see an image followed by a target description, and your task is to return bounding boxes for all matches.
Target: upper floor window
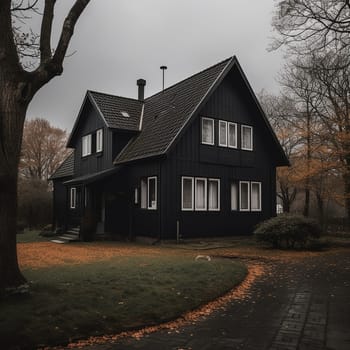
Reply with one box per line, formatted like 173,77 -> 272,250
228,122 -> 237,148
96,129 -> 103,152
219,121 -> 238,148
219,121 -> 227,147
241,125 -> 253,151
82,134 -> 92,157
201,117 -> 214,145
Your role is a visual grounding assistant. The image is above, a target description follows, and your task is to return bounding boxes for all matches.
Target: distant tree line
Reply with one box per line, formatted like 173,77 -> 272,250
263,0 -> 350,228
18,118 -> 69,229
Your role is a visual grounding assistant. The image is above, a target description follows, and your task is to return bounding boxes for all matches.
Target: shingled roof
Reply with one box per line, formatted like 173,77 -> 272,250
114,57 -> 232,164
88,91 -> 143,131
50,152 -> 74,180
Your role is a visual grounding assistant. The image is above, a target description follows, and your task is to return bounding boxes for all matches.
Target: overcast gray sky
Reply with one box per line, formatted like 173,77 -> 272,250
27,0 -> 284,132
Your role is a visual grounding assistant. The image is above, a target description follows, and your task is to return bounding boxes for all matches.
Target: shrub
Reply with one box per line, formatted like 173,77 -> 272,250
254,214 -> 322,249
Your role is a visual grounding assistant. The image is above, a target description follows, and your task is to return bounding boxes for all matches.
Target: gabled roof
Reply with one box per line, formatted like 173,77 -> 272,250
49,152 -> 74,180
67,91 -> 143,147
88,91 -> 143,131
63,166 -> 122,186
114,57 -> 232,164
114,56 -> 289,166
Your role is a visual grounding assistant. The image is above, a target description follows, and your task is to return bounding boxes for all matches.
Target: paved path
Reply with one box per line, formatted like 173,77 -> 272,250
81,249 -> 350,350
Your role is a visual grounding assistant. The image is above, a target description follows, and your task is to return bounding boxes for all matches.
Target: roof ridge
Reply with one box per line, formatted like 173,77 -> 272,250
145,56 -> 233,101
88,90 -> 142,104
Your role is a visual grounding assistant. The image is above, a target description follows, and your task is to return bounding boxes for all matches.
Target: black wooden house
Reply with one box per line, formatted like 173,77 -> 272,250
50,56 -> 289,240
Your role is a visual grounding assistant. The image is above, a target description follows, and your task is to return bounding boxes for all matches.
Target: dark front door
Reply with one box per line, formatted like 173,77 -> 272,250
105,193 -> 129,237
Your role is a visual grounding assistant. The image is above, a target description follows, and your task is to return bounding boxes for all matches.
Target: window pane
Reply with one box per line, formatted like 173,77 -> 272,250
182,178 -> 193,210
148,177 -> 157,209
82,134 -> 91,156
195,179 -> 207,210
70,188 -> 76,209
240,182 -> 249,210
219,121 -> 227,146
96,129 -> 103,152
242,126 -> 252,150
202,118 -> 214,144
231,183 -> 238,210
251,182 -> 261,210
228,123 -> 237,148
141,179 -> 147,208
208,180 -> 219,210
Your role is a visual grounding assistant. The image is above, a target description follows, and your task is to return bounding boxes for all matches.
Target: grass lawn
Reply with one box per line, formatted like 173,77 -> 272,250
1,245 -> 247,349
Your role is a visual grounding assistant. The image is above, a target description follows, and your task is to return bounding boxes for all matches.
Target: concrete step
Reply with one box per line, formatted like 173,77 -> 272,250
58,234 -> 79,241
50,239 -> 68,244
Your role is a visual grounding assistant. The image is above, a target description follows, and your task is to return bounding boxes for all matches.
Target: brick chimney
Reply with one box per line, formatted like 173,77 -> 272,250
137,79 -> 146,102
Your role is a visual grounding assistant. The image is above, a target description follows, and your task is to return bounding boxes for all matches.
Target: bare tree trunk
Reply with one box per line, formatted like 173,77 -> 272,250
343,172 -> 350,228
0,87 -> 27,289
303,111 -> 311,217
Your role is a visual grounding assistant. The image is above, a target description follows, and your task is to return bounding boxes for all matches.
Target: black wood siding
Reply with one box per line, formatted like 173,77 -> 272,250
127,160 -> 161,238
159,69 -> 279,239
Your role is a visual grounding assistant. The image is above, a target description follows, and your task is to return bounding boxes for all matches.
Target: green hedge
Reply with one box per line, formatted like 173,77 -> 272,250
254,214 -> 322,249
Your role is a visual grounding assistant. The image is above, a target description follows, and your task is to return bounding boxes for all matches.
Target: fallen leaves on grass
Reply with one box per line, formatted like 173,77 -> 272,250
46,262 -> 265,349
17,242 -> 176,269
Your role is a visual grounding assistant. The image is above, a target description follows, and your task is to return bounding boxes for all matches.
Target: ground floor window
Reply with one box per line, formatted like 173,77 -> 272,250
231,183 -> 238,210
232,181 -> 262,212
140,176 -> 157,210
148,177 -> 157,210
182,177 -> 194,210
251,182 -> 262,211
141,178 -> 147,208
208,178 -> 220,211
70,187 -> 76,209
195,178 -> 207,210
181,176 -> 220,211
240,181 -> 250,211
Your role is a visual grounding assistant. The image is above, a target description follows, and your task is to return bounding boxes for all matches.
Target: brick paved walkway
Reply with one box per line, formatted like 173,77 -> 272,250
78,249 -> 350,350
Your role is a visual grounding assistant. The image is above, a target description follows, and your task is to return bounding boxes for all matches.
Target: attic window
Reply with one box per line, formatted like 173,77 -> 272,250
121,111 -> 130,118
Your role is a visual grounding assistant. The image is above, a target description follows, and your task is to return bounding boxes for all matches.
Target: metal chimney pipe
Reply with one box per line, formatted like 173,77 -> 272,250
160,66 -> 167,91
137,79 -> 146,101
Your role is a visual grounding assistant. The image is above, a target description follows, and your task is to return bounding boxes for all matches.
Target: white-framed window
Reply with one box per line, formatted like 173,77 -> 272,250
239,181 -> 250,211
82,134 -> 92,157
251,182 -> 262,211
231,183 -> 238,210
70,187 -> 76,209
96,129 -> 103,152
208,178 -> 220,211
228,122 -> 237,148
181,177 -> 194,211
241,125 -> 253,151
219,120 -> 227,147
195,178 -> 207,211
147,176 -> 157,210
141,178 -> 147,209
201,117 -> 214,145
